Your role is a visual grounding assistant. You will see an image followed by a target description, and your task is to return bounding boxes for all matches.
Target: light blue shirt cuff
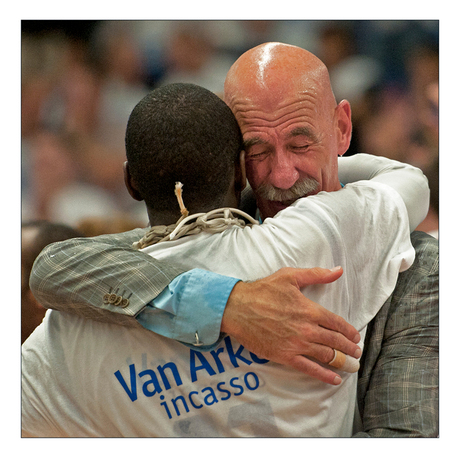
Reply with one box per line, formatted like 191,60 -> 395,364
136,268 -> 240,351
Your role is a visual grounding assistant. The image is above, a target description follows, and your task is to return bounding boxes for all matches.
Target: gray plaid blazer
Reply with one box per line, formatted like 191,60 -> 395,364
355,231 -> 439,437
29,228 -> 185,328
30,228 -> 439,437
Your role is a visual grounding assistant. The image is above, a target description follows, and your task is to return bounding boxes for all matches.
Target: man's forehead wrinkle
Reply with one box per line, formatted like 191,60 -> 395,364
243,123 -> 320,150
232,92 -> 319,122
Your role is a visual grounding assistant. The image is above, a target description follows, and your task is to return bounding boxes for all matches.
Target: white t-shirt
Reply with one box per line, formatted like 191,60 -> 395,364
22,181 -> 415,437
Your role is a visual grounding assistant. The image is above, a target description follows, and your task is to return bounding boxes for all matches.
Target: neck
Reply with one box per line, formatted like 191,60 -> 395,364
147,194 -> 240,227
147,209 -> 182,227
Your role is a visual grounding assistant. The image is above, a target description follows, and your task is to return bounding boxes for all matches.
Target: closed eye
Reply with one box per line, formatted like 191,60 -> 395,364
247,150 -> 269,161
244,137 -> 272,161
290,145 -> 310,154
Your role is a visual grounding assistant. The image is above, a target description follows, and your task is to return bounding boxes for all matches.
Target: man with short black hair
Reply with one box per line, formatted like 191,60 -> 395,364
124,82 -> 245,223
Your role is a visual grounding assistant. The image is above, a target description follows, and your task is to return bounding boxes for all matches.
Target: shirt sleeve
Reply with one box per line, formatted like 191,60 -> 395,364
29,228 -> 185,320
137,269 -> 240,350
338,154 -> 429,232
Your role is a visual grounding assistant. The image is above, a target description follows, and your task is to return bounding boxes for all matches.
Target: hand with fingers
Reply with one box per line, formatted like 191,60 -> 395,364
221,266 -> 362,385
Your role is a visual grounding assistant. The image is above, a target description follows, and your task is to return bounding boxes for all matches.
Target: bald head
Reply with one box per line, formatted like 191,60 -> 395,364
223,42 -> 352,219
224,42 -> 337,115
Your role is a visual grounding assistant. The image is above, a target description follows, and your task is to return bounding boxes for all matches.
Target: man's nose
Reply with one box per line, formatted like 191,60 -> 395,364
268,151 -> 300,189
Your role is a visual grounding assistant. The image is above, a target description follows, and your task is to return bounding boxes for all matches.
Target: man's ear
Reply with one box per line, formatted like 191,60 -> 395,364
235,150 -> 247,193
335,100 -> 352,156
123,161 -> 143,202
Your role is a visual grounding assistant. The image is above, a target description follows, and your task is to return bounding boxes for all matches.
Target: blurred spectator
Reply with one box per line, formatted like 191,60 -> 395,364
21,220 -> 84,343
318,23 -> 382,107
21,31 -> 69,139
21,130 -> 121,226
414,80 -> 439,239
318,23 -> 356,70
21,25 -> 102,138
158,21 -> 235,93
354,44 -> 438,166
316,23 -> 383,156
42,59 -> 101,136
405,46 -> 439,170
90,21 -> 150,148
353,20 -> 438,88
66,134 -> 147,225
357,85 -> 416,161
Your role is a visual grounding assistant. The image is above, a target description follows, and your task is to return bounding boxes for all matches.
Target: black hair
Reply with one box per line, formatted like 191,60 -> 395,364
125,83 -> 243,215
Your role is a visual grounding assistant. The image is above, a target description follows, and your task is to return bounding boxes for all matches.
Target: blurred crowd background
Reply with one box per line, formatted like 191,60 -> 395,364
21,19 -> 439,237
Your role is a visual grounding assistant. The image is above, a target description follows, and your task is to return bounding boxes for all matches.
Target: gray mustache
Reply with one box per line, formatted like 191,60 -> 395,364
256,177 -> 319,202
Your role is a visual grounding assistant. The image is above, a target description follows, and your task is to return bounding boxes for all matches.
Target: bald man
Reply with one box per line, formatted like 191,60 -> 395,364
30,42 -> 438,436
224,42 -> 351,219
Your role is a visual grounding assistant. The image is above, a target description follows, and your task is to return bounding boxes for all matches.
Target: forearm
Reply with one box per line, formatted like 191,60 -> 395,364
339,154 -> 430,231
30,229 -> 184,317
29,229 -> 238,347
